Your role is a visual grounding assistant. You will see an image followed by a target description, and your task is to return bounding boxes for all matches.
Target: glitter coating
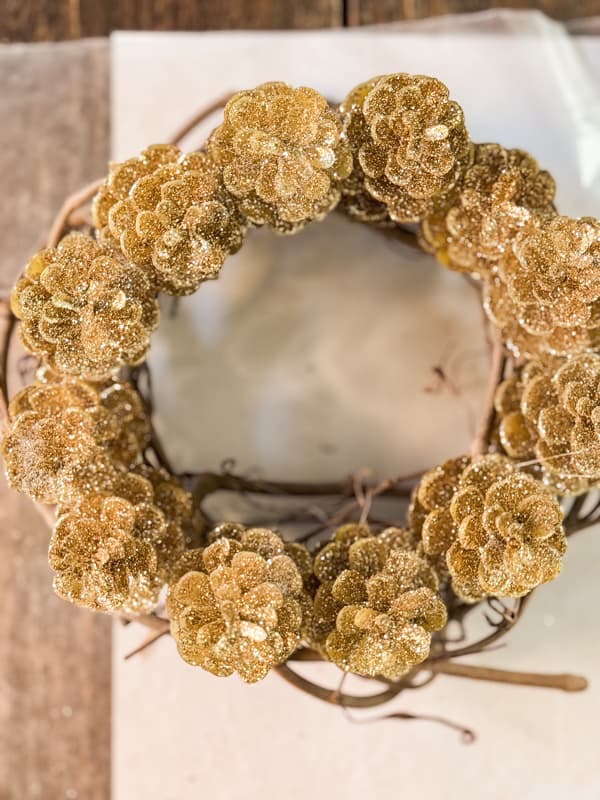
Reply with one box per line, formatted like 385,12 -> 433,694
166,526 -> 305,682
93,146 -> 246,295
308,524 -> 445,679
484,216 -> 600,357
49,469 -> 190,613
11,232 -> 159,379
339,74 -> 471,223
420,143 -> 555,277
496,354 -> 600,494
208,82 -> 353,230
412,455 -> 567,600
2,374 -> 149,504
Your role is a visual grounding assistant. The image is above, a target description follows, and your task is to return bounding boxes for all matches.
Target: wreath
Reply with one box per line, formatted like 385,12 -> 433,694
2,75 -> 598,737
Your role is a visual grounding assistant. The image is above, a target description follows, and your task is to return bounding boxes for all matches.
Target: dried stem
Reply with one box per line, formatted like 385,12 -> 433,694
46,179 -> 105,248
275,663 -> 406,708
186,469 -> 418,505
427,660 -> 587,692
564,493 -> 600,536
469,328 -> 506,458
169,92 -> 236,145
124,628 -> 170,660
0,298 -> 14,427
428,595 -> 530,662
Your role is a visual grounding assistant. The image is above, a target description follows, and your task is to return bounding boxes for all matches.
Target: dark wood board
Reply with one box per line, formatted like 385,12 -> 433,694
0,39 -> 111,800
2,1 -> 599,41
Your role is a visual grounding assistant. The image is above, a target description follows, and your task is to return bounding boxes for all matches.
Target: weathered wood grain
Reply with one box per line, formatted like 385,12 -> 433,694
1,0 -> 342,41
0,39 -> 111,800
2,0 -> 599,41
345,0 -> 600,25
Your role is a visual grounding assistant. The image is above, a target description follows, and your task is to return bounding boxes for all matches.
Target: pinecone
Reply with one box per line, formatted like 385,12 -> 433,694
93,146 -> 246,295
495,355 -> 600,494
309,524 -> 445,678
207,82 -> 353,231
337,78 -> 391,224
411,455 -> 566,601
133,465 -> 200,569
93,380 -> 151,468
1,375 -> 148,504
49,469 -> 189,613
484,216 -> 600,357
339,74 -> 471,224
11,232 -> 159,379
166,526 -> 305,682
420,143 -> 555,277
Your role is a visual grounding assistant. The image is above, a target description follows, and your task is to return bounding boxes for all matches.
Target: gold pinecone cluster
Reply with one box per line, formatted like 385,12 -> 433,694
411,455 -> 566,601
207,82 -> 353,231
2,373 -> 150,505
49,468 -> 193,613
420,143 -> 556,277
93,145 -> 246,295
339,74 -> 471,224
484,215 -> 600,357
11,232 -> 159,379
495,354 -> 600,494
166,524 -> 307,683
309,524 -> 447,679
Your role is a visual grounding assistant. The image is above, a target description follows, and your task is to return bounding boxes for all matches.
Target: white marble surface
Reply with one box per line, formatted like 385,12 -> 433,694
112,13 -> 600,800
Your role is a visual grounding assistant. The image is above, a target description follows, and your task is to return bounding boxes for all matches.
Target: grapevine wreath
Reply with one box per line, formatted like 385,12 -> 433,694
2,75 -> 599,736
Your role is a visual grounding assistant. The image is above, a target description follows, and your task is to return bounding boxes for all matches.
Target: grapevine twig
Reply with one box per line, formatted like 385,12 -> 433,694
469,328 -> 506,458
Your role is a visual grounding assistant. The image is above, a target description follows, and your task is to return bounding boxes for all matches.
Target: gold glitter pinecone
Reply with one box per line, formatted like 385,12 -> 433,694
310,524 -> 446,679
207,82 -> 353,231
420,143 -> 556,277
339,73 -> 471,224
484,215 -> 600,357
495,355 -> 600,495
11,232 -> 159,379
411,455 -> 566,601
49,469 -> 191,613
166,525 -> 306,682
93,145 -> 246,295
2,374 -> 150,505
337,78 -> 392,224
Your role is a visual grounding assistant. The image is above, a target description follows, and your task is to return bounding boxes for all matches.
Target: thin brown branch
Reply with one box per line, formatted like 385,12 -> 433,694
46,178 -> 104,248
121,614 -> 170,633
470,328 -> 506,458
564,494 -> 600,536
428,660 -> 587,691
372,221 -> 421,250
169,92 -> 235,146
146,424 -> 176,474
124,628 -> 170,660
287,648 -> 325,662
0,298 -> 15,427
296,471 -> 422,541
341,704 -> 475,742
275,663 -> 406,708
186,469 -> 418,505
428,595 -> 531,662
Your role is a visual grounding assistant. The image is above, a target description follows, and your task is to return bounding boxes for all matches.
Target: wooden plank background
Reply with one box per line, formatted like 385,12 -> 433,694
1,0 -> 599,40
0,40 -> 111,800
0,2 -> 598,798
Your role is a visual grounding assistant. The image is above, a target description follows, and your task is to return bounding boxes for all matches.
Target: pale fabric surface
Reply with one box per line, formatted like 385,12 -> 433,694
112,13 -> 600,800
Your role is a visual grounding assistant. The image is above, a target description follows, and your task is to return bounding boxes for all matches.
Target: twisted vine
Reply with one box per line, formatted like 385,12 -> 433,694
1,94 -> 596,737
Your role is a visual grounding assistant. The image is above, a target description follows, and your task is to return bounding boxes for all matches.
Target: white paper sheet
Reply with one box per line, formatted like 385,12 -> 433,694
112,13 -> 600,800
